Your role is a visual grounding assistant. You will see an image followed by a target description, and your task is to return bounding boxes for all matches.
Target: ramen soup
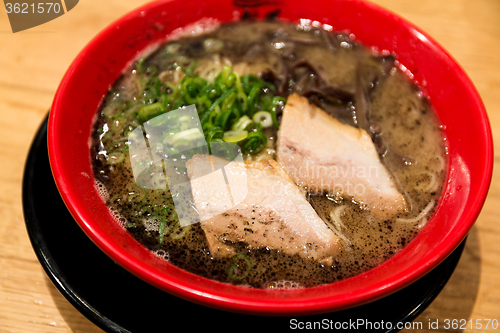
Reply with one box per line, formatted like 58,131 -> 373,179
90,20 -> 446,288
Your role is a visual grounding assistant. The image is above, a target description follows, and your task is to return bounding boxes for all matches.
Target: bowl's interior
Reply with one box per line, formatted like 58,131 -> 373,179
48,0 -> 492,315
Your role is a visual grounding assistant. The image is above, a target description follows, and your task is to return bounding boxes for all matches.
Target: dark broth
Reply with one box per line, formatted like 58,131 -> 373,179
91,21 -> 446,288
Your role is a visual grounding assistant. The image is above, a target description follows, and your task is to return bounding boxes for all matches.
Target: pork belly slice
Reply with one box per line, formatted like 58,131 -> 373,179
276,94 -> 406,218
186,154 -> 342,262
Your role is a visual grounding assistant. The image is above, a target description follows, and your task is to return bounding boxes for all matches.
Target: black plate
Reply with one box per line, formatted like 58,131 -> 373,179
23,116 -> 465,333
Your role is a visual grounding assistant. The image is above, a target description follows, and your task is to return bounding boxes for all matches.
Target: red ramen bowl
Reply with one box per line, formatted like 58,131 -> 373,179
48,0 -> 493,315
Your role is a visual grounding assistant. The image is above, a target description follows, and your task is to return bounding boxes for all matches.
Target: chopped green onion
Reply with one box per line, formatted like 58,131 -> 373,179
148,114 -> 169,127
106,138 -> 129,153
231,115 -> 252,131
205,126 -> 224,143
101,63 -> 285,159
158,218 -> 168,244
165,128 -> 204,145
270,96 -> 286,129
138,103 -> 165,123
236,91 -> 248,112
102,103 -> 122,119
170,220 -> 192,240
242,131 -> 267,154
127,183 -> 147,203
132,202 -> 149,217
252,111 -> 273,128
100,131 -> 114,144
215,108 -> 233,130
123,123 -> 136,137
223,130 -> 248,143
228,253 -> 253,281
107,151 -> 125,165
135,56 -> 147,73
203,38 -> 224,52
165,43 -> 181,54
109,115 -> 127,133
246,85 -> 261,116
207,87 -> 237,114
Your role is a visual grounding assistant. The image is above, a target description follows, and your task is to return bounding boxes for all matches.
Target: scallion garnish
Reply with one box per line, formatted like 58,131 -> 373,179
228,253 -> 253,281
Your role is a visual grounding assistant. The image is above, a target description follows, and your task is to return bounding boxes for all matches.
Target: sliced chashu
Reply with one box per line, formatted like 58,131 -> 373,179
276,93 -> 406,218
186,154 -> 342,262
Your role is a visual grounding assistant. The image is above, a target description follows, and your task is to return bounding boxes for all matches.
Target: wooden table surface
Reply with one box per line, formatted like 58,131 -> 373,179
1,0 -> 499,332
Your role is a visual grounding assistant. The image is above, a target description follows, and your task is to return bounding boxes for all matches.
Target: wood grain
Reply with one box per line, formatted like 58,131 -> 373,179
1,0 -> 498,331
